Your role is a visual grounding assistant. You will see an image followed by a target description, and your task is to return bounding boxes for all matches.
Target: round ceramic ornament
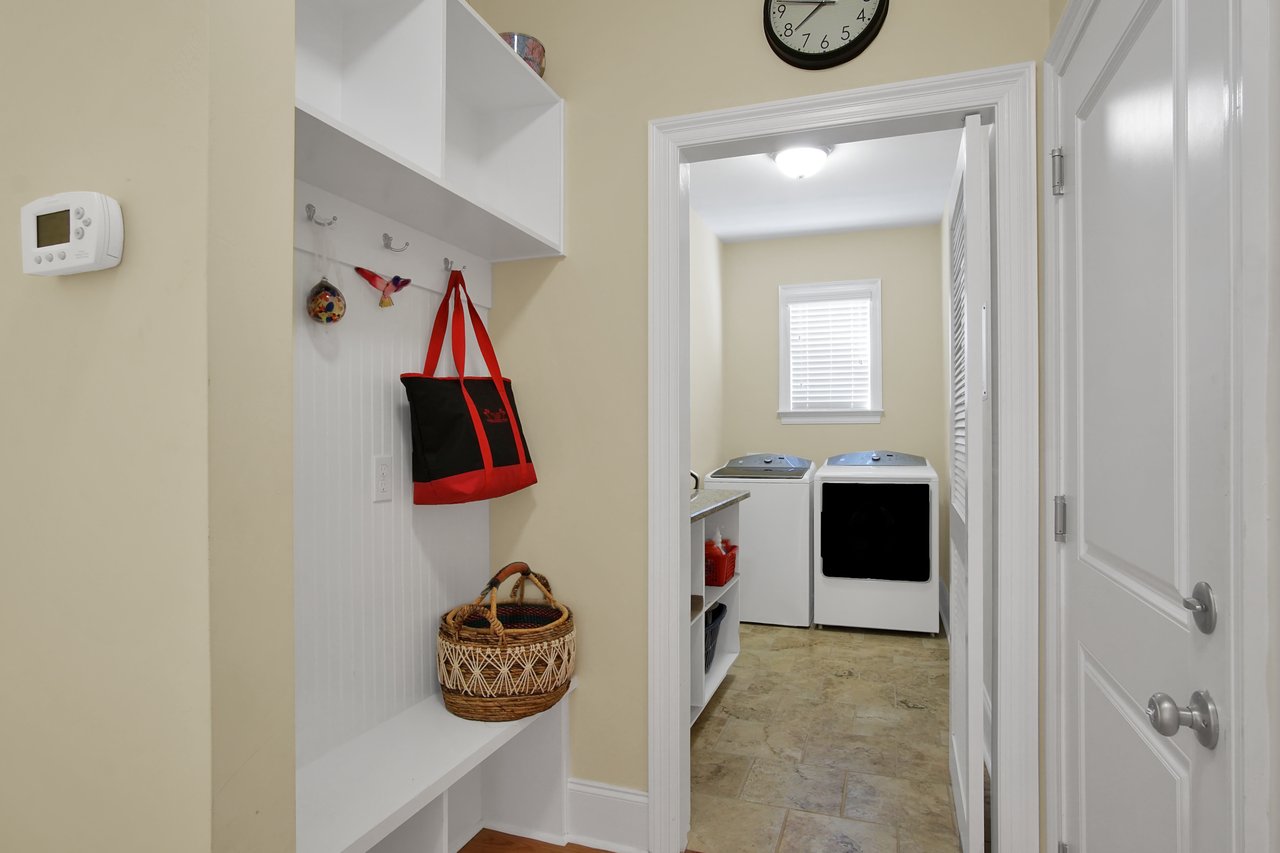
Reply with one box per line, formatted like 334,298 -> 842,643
307,277 -> 347,324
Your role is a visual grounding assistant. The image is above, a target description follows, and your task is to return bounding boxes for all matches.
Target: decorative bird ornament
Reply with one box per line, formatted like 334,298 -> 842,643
354,266 -> 411,307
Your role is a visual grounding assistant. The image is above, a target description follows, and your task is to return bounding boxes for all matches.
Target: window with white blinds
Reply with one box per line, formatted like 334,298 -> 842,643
778,280 -> 882,424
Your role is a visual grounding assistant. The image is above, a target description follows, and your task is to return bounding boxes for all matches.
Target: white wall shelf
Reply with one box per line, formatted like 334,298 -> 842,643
296,105 -> 561,262
295,0 -> 564,263
297,684 -> 574,853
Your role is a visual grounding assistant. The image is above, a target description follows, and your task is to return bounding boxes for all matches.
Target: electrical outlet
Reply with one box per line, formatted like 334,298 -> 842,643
374,455 -> 392,503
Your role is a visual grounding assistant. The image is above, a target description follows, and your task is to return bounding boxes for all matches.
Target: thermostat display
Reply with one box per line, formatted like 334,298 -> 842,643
21,191 -> 124,276
37,210 -> 71,247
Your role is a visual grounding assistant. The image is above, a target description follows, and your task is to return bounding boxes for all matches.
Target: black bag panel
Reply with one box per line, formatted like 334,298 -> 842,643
400,376 -> 531,482
465,379 -> 531,469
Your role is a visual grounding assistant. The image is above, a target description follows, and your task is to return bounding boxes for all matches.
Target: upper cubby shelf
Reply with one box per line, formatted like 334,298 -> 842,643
295,0 -> 564,261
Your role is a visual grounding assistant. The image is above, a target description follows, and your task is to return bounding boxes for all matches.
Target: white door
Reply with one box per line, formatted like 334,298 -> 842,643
945,113 -> 989,853
1054,0 -> 1237,848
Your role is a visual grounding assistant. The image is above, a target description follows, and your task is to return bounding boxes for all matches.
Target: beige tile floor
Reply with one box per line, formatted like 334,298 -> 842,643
689,623 -> 961,853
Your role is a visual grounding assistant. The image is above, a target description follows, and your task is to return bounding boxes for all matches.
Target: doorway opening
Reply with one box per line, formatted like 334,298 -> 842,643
684,118 -> 977,853
647,63 -> 1039,853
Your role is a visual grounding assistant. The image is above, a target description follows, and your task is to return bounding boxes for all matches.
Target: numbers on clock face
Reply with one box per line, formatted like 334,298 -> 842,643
769,0 -> 881,55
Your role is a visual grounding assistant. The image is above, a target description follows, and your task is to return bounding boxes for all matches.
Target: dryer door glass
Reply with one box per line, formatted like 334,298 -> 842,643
820,482 -> 931,581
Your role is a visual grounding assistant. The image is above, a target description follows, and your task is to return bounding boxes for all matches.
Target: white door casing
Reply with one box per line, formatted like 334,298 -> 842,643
1049,0 -> 1241,849
649,64 -> 1039,853
946,114 -> 991,853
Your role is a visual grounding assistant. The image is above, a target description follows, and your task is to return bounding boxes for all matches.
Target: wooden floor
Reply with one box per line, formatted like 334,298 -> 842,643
460,829 -> 704,853
458,829 -> 604,852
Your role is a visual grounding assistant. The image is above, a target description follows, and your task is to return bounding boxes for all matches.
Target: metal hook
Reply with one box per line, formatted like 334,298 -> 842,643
382,233 -> 410,252
443,257 -> 467,271
305,203 -> 338,227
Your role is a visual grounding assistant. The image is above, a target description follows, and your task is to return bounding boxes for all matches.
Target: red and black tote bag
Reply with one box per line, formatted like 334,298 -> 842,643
400,270 -> 536,504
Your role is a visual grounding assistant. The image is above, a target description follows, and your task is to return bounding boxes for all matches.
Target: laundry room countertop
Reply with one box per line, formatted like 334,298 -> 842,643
689,488 -> 750,522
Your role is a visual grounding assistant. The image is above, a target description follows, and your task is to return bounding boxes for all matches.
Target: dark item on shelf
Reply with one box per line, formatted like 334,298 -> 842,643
704,602 -> 728,672
438,562 -> 576,722
400,270 -> 536,504
705,539 -> 738,586
500,32 -> 546,77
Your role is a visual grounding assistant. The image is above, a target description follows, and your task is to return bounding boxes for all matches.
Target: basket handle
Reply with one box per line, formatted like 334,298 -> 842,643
485,561 -> 532,590
511,570 -> 556,605
445,603 -> 507,644
476,561 -> 560,609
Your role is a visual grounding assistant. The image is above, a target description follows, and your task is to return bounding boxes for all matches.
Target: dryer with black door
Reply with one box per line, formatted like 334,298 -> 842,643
705,453 -> 814,627
813,450 -> 939,633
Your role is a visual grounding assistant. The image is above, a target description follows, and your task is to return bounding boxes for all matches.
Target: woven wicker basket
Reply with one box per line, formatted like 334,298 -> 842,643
437,562 -> 576,722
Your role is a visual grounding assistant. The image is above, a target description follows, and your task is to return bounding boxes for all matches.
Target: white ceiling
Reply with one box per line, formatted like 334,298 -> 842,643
688,128 -> 963,243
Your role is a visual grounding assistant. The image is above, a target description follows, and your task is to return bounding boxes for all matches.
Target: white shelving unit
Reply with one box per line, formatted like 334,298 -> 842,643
297,684 -> 574,853
689,490 -> 747,723
293,0 -> 568,849
296,0 -> 563,262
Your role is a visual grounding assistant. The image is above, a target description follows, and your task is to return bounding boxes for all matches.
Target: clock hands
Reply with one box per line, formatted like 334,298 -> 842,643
792,0 -> 836,33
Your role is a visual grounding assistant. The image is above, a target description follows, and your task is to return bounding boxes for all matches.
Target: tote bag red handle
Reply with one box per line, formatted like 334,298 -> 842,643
421,271 -> 529,469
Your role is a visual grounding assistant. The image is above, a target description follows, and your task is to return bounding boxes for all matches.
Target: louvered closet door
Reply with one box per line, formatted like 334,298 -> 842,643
945,113 -> 990,853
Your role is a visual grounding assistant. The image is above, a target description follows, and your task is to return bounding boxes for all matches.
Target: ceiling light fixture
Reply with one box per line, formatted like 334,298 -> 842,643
772,146 -> 831,179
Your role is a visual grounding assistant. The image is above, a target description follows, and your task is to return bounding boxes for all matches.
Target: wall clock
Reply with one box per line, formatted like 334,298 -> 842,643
763,0 -> 889,70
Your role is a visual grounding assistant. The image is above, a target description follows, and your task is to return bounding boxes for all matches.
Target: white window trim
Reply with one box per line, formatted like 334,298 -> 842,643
778,409 -> 883,424
777,279 -> 883,425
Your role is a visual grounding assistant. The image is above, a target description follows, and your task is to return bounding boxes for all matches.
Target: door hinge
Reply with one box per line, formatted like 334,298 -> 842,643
1051,147 -> 1065,196
1059,843 -> 1070,853
1054,494 -> 1067,542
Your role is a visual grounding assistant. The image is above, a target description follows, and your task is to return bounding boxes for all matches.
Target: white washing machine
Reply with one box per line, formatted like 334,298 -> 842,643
705,453 -> 814,627
813,450 -> 939,633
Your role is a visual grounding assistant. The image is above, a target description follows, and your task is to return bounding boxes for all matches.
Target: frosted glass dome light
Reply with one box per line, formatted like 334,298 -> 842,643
772,146 -> 831,179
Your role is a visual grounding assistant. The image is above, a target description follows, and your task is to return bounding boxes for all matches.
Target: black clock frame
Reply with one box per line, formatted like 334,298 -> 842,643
762,0 -> 890,70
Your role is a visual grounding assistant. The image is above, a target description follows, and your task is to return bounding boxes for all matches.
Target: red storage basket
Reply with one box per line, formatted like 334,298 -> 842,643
705,540 -> 738,586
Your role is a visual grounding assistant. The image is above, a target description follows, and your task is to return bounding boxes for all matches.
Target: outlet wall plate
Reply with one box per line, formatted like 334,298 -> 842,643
374,455 -> 392,502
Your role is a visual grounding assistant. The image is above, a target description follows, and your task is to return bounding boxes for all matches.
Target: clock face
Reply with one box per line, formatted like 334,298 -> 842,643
763,0 -> 889,70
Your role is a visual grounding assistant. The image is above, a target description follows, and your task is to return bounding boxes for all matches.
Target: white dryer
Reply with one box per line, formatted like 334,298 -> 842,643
705,453 -> 814,627
813,450 -> 939,633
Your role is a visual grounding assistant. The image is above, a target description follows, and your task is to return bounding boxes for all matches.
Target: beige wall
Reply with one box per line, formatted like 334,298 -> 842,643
0,3 -> 294,850
474,0 -> 1050,790
690,211 -> 726,480
719,226 -> 950,585
1050,0 -> 1069,31
208,1 -> 296,850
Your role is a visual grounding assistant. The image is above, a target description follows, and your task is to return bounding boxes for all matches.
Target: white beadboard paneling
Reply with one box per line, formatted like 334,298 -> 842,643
294,203 -> 495,766
296,181 -> 493,308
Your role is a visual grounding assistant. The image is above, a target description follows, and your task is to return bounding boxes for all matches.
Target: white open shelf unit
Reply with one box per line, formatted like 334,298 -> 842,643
294,0 -> 569,849
690,495 -> 743,723
296,0 -> 563,262
297,684 -> 574,853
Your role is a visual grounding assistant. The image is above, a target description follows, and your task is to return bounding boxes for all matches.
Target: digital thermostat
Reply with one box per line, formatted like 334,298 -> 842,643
21,191 -> 124,276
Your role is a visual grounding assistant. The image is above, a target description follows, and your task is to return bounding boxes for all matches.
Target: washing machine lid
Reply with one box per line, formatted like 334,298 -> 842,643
826,450 -> 927,467
710,453 -> 813,479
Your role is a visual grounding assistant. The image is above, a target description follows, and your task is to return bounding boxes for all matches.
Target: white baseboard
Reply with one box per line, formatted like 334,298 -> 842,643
939,576 -> 951,637
565,778 -> 648,853
482,821 -> 566,849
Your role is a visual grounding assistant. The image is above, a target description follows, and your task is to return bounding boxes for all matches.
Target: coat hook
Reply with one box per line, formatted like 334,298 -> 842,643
305,203 -> 338,227
382,233 -> 410,252
443,257 -> 467,271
